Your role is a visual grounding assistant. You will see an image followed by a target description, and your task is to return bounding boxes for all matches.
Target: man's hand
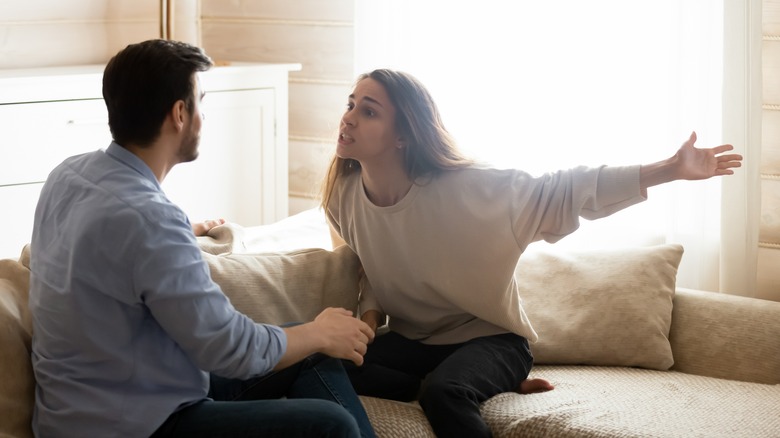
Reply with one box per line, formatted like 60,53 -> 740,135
192,218 -> 225,236
277,308 -> 375,370
313,308 -> 375,365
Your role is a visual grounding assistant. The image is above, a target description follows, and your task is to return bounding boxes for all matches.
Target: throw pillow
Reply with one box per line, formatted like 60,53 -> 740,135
201,245 -> 362,326
0,245 -> 34,438
517,243 -> 683,370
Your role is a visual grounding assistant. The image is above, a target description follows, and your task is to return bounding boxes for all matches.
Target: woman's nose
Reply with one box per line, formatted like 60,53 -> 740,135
342,112 -> 355,126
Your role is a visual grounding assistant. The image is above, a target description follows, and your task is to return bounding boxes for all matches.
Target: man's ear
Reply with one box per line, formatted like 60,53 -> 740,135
171,100 -> 187,132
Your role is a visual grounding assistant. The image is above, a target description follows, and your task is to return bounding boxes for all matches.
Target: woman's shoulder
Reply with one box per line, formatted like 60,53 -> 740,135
433,165 -> 531,184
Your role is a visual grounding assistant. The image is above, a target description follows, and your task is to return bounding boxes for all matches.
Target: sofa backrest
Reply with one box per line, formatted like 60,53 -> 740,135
669,287 -> 780,384
0,246 -> 34,438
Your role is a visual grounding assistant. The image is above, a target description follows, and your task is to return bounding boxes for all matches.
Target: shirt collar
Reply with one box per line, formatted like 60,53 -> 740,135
105,142 -> 162,190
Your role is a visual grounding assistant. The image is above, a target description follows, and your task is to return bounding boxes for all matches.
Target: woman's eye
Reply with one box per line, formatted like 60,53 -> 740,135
364,109 -> 375,117
346,102 -> 354,110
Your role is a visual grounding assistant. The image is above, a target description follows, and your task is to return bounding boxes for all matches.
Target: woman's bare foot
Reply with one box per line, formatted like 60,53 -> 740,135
518,378 -> 555,394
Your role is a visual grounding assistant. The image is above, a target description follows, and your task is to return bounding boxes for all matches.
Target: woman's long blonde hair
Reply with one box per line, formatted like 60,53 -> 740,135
319,69 -> 473,210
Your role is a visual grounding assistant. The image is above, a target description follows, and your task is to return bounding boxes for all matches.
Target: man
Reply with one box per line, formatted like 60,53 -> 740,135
29,39 -> 375,438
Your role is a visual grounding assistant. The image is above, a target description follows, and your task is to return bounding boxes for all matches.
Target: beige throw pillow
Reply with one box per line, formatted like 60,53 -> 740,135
0,245 -> 34,438
201,245 -> 362,326
516,244 -> 683,370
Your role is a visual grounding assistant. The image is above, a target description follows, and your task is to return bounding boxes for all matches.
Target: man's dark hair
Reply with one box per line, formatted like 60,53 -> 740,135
102,39 -> 213,147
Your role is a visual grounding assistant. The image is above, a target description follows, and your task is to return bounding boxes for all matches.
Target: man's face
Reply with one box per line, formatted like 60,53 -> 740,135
177,74 -> 205,163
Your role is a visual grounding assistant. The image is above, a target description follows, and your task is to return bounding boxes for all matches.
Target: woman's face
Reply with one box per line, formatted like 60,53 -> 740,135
337,78 -> 402,166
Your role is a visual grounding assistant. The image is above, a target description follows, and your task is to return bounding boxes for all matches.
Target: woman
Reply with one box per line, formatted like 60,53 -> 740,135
320,69 -> 742,437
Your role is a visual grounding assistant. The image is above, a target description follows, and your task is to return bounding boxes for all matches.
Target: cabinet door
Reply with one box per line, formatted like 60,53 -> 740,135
0,183 -> 43,259
0,99 -> 110,259
162,88 -> 278,227
0,99 -> 111,186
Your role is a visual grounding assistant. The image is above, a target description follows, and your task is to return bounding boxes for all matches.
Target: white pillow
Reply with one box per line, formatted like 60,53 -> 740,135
517,244 -> 683,370
198,208 -> 333,256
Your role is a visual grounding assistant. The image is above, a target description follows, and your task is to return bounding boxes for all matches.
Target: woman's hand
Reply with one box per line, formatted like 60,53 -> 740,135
192,218 -> 225,236
672,131 -> 743,180
640,132 -> 743,192
360,310 -> 383,341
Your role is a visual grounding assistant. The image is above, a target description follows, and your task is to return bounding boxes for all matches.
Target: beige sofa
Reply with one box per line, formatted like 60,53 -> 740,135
2,209 -> 779,438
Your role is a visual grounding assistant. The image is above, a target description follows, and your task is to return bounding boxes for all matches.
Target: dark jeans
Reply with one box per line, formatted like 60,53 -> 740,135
152,353 -> 376,438
345,331 -> 533,438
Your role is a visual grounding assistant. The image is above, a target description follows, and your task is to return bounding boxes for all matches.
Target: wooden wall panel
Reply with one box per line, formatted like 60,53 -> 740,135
289,81 -> 350,138
757,247 -> 780,300
760,0 -> 780,301
0,1 -> 157,21
763,110 -> 780,175
200,22 -> 353,80
760,180 -> 780,243
289,138 -> 334,198
0,0 -> 160,70
201,0 -> 353,22
171,0 -> 201,45
764,41 -> 780,104
765,0 -> 780,34
0,22 -> 157,70
199,0 -> 356,215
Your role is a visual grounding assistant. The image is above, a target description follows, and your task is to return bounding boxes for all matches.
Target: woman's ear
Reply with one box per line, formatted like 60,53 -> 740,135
397,137 -> 406,149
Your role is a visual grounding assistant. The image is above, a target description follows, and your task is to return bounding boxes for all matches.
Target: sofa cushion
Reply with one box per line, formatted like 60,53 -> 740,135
481,365 -> 780,438
670,287 -> 780,384
517,244 -> 683,370
198,209 -> 333,256
359,396 -> 435,438
0,245 -> 34,438
198,223 -> 361,325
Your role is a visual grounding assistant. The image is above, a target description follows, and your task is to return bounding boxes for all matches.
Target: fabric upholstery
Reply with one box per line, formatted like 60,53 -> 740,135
202,246 -> 361,325
359,397 -> 435,438
360,364 -> 780,438
516,244 -> 682,370
670,287 -> 780,384
0,245 -> 34,438
198,223 -> 361,325
3,211 -> 778,438
481,365 -> 780,438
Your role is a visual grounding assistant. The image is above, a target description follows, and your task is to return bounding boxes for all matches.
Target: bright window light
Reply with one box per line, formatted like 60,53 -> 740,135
355,0 -> 726,290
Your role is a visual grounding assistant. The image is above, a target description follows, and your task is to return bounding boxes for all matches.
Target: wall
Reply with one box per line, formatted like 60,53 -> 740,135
760,0 -> 780,299
199,0 -> 354,214
0,1 -> 198,68
0,0 -> 776,297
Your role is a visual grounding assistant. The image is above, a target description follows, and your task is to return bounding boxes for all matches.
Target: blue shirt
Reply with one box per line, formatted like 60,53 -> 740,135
29,143 -> 287,437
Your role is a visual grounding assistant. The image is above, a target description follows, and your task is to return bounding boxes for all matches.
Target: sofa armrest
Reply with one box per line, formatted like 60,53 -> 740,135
669,288 -> 780,384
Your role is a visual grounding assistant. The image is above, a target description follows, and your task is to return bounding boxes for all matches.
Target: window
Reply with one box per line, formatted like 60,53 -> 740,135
355,0 -> 732,291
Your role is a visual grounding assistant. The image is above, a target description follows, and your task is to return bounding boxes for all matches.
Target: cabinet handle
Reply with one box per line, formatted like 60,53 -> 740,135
66,118 -> 107,126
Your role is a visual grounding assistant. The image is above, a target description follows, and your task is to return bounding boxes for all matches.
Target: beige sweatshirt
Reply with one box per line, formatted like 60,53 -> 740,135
326,165 -> 645,345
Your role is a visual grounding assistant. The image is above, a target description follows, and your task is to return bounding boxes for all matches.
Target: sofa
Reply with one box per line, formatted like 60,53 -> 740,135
2,208 -> 779,438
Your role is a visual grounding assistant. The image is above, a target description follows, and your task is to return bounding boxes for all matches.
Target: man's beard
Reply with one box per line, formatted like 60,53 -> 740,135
177,123 -> 200,163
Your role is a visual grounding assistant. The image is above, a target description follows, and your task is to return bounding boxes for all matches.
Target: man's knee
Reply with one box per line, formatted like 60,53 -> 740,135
312,401 -> 361,438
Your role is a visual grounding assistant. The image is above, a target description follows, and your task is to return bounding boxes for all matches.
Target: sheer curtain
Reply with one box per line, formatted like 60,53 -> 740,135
354,0 -> 742,291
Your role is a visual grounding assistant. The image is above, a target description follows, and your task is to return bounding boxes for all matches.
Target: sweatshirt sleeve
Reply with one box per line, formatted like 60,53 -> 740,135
510,165 -> 646,247
358,273 -> 383,316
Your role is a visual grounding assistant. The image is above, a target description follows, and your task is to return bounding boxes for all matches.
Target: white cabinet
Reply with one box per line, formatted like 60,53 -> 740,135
0,62 -> 300,259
